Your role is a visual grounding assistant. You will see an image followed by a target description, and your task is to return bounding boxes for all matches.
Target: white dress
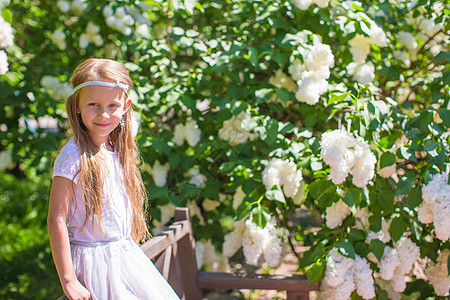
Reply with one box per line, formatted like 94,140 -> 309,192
53,138 -> 180,300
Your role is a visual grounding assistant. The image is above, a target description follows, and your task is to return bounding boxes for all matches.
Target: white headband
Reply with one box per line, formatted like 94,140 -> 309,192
73,80 -> 129,94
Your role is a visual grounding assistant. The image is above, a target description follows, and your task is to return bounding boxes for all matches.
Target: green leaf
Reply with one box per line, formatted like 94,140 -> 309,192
236,200 -> 254,220
306,259 -> 325,283
348,228 -> 365,241
379,152 -> 396,169
1,8 -> 12,23
265,186 -> 286,204
328,92 -> 350,106
343,188 -> 361,207
275,88 -> 291,105
405,187 -> 422,209
397,175 -> 415,195
377,190 -> 394,213
389,217 -> 408,242
438,108 -> 450,127
335,239 -> 355,259
434,51 -> 450,62
248,47 -> 258,67
378,134 -> 400,149
299,241 -> 326,268
369,239 -> 385,261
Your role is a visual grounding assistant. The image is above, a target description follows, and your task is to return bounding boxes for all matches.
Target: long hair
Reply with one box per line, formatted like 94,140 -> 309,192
66,58 -> 148,243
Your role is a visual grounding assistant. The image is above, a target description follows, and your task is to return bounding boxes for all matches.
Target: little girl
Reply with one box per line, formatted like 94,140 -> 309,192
47,58 -> 180,300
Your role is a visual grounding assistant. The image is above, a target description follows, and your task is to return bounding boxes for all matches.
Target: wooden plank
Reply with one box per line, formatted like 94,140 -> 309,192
197,272 -> 319,292
174,208 -> 203,300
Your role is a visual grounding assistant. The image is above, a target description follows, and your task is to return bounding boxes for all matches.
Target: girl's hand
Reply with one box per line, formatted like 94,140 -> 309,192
63,279 -> 92,300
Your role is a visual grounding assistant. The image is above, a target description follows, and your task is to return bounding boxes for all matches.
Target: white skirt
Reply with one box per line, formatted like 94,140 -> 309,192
71,236 -> 180,300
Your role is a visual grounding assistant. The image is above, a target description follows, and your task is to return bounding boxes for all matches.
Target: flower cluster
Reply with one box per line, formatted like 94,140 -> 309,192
195,239 -> 216,268
187,167 -> 206,188
49,29 -> 66,51
79,22 -> 103,49
173,119 -> 201,147
57,0 -> 87,16
292,0 -> 330,10
325,200 -> 351,229
346,13 -> 387,84
262,158 -> 303,198
218,111 -> 258,145
424,249 -> 450,296
378,237 -> 420,292
103,6 -> 135,36
320,129 -> 376,187
418,172 -> 450,241
223,217 -> 284,267
320,248 -> 375,300
289,43 -> 334,105
268,69 -> 298,105
149,160 -> 170,187
40,75 -> 74,101
0,16 -> 14,75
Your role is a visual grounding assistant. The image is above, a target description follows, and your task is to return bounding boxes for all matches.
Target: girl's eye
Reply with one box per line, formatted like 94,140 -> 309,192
88,103 -> 98,107
110,104 -> 119,108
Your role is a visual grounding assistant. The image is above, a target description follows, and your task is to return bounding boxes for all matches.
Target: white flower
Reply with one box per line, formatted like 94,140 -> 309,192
305,44 -> 334,70
102,5 -> 114,17
49,29 -> 67,50
320,129 -> 376,187
0,16 -> 14,48
368,19 -> 388,47
218,111 -> 258,146
393,50 -> 411,68
398,31 -> 418,51
57,0 -> 70,13
150,160 -> 169,187
103,6 -> 134,36
354,207 -> 370,230
70,0 -> 87,16
353,255 -> 376,299
187,167 -> 206,188
233,187 -> 246,210
262,158 -> 303,198
292,0 -> 313,10
325,200 -> 351,229
313,0 -> 330,8
195,241 -> 205,267
159,203 -> 176,225
378,237 -> 420,292
288,58 -> 304,82
419,172 -> 450,241
425,249 -> 450,296
418,18 -> 442,37
202,198 -> 220,211
79,22 -> 103,49
173,119 -> 202,147
223,219 -> 245,257
41,75 -> 74,101
295,77 -> 328,105
268,69 -> 297,92
242,217 -> 283,267
0,50 -> 8,75
349,35 -> 372,62
346,61 -> 375,85
0,150 -> 13,171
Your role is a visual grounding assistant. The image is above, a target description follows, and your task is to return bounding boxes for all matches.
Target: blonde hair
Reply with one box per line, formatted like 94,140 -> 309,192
66,58 -> 148,243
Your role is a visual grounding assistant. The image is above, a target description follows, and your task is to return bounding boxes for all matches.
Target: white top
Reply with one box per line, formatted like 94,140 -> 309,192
53,138 -> 132,243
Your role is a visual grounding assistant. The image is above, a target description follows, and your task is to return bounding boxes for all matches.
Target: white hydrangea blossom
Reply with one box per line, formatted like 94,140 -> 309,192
103,5 -> 135,36
0,16 -> 14,48
0,50 -> 8,75
79,22 -> 103,49
262,158 -> 303,198
205,253 -> 231,273
321,248 -> 375,299
158,203 -> 176,225
41,75 -> 74,101
0,150 -> 13,171
196,239 -> 216,268
49,29 -> 66,51
378,237 -> 420,292
424,249 -> 450,296
242,217 -> 283,267
57,0 -> 70,13
398,31 -> 418,51
353,206 -> 370,230
150,160 -> 169,187
172,119 -> 201,147
288,58 -> 304,82
346,61 -> 375,85
218,111 -> 258,146
292,0 -> 329,10
269,69 -> 298,92
320,129 -> 376,187
294,44 -> 334,105
187,167 -> 206,188
325,200 -> 351,229
418,172 -> 450,241
348,35 -> 372,63
393,50 -> 411,68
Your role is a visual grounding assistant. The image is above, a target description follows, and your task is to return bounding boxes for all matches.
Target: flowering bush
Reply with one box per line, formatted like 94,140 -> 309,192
1,0 -> 449,298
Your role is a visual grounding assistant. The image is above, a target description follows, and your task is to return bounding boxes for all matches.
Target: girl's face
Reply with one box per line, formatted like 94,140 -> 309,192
77,84 -> 131,147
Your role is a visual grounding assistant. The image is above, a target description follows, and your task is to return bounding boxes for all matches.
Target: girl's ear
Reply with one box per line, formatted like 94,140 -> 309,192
123,97 -> 132,114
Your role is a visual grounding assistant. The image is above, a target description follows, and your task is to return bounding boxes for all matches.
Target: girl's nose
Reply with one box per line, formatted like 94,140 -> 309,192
98,109 -> 110,119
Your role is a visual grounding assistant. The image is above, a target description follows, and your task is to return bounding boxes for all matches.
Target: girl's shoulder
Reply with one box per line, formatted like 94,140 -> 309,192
53,138 -> 81,182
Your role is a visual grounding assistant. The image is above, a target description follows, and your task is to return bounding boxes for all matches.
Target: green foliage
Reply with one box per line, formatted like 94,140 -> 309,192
1,0 -> 449,298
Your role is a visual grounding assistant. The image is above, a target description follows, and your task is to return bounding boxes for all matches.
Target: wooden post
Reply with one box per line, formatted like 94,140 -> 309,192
174,208 -> 203,300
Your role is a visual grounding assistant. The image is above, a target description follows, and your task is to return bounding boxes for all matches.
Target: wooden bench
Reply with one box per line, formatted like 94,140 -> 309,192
141,207 -> 319,300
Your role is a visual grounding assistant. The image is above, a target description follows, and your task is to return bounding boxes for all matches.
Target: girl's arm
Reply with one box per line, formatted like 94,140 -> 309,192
47,176 -> 91,300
